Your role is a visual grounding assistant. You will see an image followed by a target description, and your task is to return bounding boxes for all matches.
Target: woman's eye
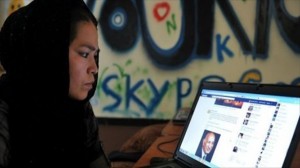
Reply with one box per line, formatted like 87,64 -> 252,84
79,52 -> 89,58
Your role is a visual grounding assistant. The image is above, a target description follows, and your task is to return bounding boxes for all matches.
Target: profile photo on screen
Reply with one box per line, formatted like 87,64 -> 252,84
195,130 -> 220,162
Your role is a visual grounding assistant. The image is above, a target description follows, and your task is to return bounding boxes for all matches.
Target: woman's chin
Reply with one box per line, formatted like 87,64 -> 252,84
69,92 -> 88,101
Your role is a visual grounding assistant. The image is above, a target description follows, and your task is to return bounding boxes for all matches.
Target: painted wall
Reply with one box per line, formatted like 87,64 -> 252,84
1,0 -> 299,120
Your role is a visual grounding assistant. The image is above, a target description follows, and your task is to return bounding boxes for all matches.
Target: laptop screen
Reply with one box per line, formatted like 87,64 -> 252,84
176,82 -> 300,167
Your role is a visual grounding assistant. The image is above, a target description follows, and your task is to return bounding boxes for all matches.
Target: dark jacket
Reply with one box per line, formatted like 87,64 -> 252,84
0,100 -> 9,168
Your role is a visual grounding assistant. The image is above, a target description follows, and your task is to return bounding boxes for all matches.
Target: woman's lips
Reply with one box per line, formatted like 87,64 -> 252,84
84,82 -> 94,90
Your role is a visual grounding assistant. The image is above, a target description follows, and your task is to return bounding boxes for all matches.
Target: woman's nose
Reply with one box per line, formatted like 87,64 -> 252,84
88,56 -> 98,74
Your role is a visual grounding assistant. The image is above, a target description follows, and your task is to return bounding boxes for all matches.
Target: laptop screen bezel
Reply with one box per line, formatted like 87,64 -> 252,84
173,82 -> 300,168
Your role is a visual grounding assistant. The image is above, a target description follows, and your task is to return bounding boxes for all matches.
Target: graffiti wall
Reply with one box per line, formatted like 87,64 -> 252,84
1,0 -> 299,120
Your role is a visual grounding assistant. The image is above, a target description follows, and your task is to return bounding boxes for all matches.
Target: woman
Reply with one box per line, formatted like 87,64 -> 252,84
0,0 -> 109,167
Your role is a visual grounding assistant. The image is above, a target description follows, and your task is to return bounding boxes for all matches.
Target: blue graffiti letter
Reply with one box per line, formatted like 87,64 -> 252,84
216,34 -> 234,63
177,78 -> 192,111
147,79 -> 170,116
102,75 -> 122,112
125,75 -> 147,111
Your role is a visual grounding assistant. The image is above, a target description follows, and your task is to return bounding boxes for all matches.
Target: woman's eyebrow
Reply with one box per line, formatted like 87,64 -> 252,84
80,44 -> 99,51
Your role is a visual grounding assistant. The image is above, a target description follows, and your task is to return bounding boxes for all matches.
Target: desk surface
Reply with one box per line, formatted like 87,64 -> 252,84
133,122 -> 300,168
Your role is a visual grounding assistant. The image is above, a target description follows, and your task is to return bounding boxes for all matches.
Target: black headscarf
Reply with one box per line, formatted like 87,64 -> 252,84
0,0 -> 100,167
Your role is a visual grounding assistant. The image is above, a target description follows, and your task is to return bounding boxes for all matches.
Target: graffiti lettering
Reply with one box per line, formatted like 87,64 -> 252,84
216,34 -> 234,63
254,0 -> 271,59
102,75 -> 122,111
99,68 -> 300,115
216,0 -> 252,54
136,0 -> 195,68
196,0 -> 215,59
99,0 -> 139,52
102,74 -> 169,116
166,13 -> 176,34
177,78 -> 192,110
273,0 -> 300,53
90,0 -> 300,68
147,79 -> 169,115
153,2 -> 170,22
81,0 -> 300,118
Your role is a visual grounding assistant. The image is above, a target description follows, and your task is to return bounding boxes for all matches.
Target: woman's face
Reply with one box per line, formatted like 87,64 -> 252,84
69,21 -> 99,100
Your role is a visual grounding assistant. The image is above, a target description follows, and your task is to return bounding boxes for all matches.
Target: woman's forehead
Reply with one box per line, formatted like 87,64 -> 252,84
73,22 -> 98,49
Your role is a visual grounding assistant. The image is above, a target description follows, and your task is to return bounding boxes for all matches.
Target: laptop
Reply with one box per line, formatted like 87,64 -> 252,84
147,82 -> 300,168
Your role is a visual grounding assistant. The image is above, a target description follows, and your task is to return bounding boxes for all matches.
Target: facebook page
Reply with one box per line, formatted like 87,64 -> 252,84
179,89 -> 300,167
